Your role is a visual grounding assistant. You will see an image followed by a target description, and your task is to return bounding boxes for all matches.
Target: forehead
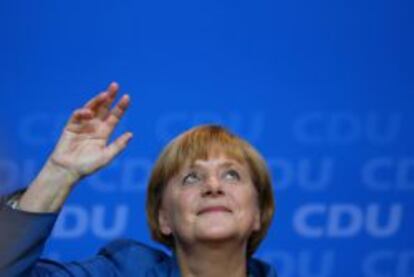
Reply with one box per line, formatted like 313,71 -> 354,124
185,155 -> 247,170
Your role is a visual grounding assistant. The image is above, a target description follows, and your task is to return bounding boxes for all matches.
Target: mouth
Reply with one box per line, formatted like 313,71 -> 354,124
197,206 -> 232,215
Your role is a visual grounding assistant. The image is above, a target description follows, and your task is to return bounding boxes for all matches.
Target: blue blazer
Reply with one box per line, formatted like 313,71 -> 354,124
0,205 -> 277,276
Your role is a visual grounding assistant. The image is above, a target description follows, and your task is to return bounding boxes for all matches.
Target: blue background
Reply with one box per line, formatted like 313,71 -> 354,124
0,0 -> 413,276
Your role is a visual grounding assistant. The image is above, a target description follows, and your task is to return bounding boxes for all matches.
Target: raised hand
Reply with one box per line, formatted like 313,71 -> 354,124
48,82 -> 133,181
18,82 -> 133,212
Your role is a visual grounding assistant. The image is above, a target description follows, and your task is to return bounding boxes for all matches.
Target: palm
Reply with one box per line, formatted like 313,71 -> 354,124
49,82 -> 132,178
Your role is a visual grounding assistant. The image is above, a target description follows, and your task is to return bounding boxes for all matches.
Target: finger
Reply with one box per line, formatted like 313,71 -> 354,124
107,81 -> 119,95
104,132 -> 133,162
69,108 -> 94,124
84,82 -> 118,112
96,82 -> 119,118
84,92 -> 107,111
105,94 -> 130,127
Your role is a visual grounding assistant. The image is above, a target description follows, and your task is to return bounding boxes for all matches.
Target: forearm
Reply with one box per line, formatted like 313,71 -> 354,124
19,160 -> 80,213
0,204 -> 58,275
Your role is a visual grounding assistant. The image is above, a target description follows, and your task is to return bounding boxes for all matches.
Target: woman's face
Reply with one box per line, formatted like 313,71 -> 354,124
158,153 -> 261,247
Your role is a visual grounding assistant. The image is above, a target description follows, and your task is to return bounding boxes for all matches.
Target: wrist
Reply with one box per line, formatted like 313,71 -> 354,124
17,159 -> 80,212
45,158 -> 82,185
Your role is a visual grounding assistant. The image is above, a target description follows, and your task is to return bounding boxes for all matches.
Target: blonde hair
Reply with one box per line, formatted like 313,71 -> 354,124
146,125 -> 275,256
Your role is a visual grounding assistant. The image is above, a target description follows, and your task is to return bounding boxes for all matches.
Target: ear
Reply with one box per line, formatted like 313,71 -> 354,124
158,208 -> 172,236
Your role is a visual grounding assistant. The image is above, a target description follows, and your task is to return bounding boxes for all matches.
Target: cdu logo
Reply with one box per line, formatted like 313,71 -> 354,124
362,251 -> 414,277
261,250 -> 335,277
52,204 -> 130,239
293,204 -> 403,238
292,112 -> 402,145
267,157 -> 334,191
155,111 -> 265,143
362,158 -> 414,191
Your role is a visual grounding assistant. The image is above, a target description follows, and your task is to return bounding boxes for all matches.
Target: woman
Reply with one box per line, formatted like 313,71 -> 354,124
0,83 -> 277,276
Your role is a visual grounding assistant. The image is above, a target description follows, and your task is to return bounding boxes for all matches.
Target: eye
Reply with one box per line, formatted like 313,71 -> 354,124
182,171 -> 202,185
223,169 -> 241,181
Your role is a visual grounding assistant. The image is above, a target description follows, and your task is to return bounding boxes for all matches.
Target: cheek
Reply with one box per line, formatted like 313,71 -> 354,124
234,188 -> 260,220
166,189 -> 198,224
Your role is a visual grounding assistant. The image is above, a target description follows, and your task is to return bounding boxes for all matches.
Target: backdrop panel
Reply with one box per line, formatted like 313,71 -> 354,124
0,1 -> 413,276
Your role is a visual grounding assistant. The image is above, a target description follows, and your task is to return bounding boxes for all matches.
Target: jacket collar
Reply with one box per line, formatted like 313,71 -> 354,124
163,252 -> 277,277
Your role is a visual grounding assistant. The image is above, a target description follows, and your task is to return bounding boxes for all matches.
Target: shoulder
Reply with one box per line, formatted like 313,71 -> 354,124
99,239 -> 165,255
99,239 -> 170,262
97,239 -> 172,274
248,257 -> 278,277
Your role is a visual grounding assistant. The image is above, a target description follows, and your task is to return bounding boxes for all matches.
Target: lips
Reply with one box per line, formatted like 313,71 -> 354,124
197,206 -> 232,215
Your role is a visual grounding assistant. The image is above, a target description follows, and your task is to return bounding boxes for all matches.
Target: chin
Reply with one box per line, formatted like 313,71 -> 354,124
195,221 -> 238,241
197,230 -> 237,242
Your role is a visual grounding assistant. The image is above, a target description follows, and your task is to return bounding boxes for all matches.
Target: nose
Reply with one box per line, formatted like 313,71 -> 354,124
202,175 -> 224,197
